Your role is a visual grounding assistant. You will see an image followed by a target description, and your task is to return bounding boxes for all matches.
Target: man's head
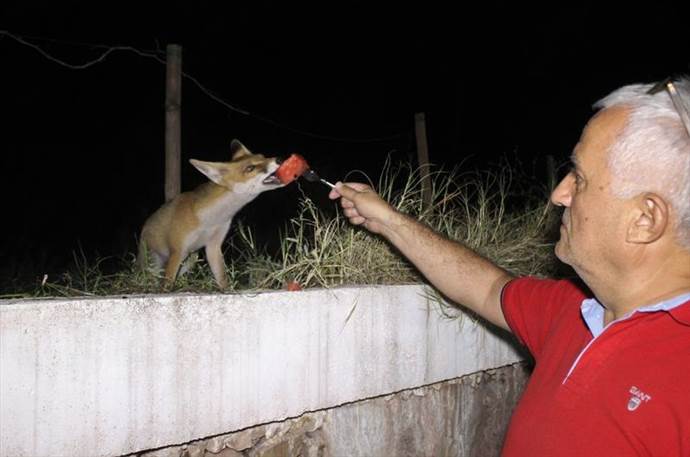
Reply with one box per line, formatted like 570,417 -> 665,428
551,77 -> 690,277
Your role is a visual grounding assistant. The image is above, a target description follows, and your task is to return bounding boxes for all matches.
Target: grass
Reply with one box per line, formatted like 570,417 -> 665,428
3,158 -> 563,299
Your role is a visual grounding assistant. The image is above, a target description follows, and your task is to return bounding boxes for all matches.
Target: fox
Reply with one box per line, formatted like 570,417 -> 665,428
137,140 -> 284,288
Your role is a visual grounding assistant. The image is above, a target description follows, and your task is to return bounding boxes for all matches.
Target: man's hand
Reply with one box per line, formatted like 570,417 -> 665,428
328,182 -> 397,235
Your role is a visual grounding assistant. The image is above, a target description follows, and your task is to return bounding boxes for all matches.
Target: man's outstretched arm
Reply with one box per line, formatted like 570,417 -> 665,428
329,182 -> 513,331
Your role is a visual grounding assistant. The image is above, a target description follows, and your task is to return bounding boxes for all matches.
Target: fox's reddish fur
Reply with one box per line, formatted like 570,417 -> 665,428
138,140 -> 284,288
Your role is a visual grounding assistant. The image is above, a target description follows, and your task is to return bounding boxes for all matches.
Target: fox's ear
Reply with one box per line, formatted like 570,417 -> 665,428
190,159 -> 226,185
230,139 -> 251,160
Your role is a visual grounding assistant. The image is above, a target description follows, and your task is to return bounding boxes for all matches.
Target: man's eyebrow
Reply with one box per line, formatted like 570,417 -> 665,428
569,154 -> 580,169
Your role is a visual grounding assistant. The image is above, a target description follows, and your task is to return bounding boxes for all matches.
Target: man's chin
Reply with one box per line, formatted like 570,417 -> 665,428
554,241 -> 571,265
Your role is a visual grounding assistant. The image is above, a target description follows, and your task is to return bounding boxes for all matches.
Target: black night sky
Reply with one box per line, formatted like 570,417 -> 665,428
1,1 -> 688,288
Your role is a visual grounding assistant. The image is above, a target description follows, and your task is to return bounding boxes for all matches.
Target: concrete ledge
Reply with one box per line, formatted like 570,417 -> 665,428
1,285 -> 523,457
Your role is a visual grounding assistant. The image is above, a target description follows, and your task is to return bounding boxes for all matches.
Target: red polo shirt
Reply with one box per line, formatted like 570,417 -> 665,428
500,277 -> 690,457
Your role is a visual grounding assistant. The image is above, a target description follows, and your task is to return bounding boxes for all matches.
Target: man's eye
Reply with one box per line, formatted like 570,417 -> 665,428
568,167 -> 583,186
574,173 -> 584,188
244,165 -> 256,173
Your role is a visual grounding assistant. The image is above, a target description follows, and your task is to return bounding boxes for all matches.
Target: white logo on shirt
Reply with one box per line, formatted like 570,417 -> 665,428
627,386 -> 652,411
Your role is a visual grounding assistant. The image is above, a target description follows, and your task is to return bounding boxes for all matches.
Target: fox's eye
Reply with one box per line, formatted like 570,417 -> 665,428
244,165 -> 256,173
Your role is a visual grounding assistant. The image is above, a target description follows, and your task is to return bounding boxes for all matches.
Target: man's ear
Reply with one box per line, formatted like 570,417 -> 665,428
626,193 -> 668,244
230,139 -> 251,160
190,159 -> 226,185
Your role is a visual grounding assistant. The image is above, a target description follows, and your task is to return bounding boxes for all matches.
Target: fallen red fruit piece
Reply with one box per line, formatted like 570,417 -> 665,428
276,153 -> 310,184
286,281 -> 302,291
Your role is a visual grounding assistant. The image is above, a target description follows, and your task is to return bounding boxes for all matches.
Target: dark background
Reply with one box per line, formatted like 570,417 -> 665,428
1,1 -> 688,288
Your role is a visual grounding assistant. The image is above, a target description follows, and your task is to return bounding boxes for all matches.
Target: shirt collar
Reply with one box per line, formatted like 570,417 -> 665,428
581,292 -> 690,338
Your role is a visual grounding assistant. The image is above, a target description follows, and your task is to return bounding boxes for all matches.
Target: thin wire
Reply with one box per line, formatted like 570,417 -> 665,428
180,71 -> 250,116
0,30 -> 165,68
1,30 -> 410,144
0,31 -> 164,54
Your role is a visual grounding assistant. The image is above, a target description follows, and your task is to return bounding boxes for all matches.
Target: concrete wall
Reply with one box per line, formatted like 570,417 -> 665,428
131,363 -> 531,457
0,285 -> 524,457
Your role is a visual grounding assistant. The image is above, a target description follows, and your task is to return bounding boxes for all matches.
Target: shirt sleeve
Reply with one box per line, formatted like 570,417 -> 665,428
501,277 -> 585,359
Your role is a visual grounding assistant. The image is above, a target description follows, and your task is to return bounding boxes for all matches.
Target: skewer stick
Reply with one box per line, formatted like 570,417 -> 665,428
320,178 -> 335,189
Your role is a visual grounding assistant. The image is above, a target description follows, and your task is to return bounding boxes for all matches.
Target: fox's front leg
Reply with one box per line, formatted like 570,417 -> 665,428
205,244 -> 227,289
205,231 -> 228,289
164,250 -> 184,287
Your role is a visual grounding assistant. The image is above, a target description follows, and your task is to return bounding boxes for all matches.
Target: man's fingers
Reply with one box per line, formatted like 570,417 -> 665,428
351,216 -> 366,225
328,187 -> 341,200
329,182 -> 373,201
333,182 -> 359,200
343,208 -> 359,218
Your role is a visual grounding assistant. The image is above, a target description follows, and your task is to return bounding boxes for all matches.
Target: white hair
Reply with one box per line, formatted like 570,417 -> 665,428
593,76 -> 690,249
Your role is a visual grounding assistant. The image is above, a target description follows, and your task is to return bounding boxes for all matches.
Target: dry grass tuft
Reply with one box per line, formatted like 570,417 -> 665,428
9,158 -> 562,298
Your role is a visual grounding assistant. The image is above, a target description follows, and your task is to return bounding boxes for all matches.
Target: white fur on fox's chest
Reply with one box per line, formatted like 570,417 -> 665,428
184,184 -> 259,252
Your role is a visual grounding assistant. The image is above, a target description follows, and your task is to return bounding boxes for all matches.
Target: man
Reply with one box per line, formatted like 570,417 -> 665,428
328,77 -> 690,456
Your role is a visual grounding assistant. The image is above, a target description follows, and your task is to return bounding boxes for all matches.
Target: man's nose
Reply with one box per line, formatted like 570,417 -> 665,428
550,173 -> 574,207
